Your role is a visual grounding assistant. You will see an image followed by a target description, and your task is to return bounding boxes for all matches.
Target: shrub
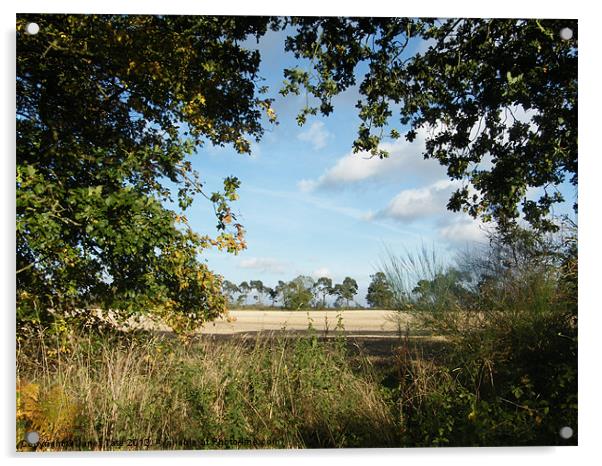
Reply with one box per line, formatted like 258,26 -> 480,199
381,227 -> 577,446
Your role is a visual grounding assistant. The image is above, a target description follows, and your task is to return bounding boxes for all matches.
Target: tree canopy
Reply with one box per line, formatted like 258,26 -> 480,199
366,272 -> 394,309
332,277 -> 359,307
16,14 -> 278,331
281,18 -> 577,234
281,275 -> 315,309
313,276 -> 333,308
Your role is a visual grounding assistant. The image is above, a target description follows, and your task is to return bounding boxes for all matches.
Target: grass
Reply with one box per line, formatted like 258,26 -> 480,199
17,327 -> 402,450
16,316 -> 576,450
16,230 -> 578,450
380,231 -> 578,447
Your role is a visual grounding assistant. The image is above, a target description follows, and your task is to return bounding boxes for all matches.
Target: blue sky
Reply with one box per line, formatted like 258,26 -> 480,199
177,27 -> 576,305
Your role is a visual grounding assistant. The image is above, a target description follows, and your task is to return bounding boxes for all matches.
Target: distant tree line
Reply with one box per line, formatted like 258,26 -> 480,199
221,273 -> 395,310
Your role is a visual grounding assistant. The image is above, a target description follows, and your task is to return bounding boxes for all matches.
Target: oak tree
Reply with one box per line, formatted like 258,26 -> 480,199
16,14 -> 278,332
282,18 -> 577,234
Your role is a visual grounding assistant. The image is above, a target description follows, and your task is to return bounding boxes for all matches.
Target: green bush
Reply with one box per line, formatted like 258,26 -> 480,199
382,227 -> 577,446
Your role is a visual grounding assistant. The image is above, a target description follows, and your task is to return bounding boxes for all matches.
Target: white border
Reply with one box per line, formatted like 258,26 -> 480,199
3,1 -> 600,465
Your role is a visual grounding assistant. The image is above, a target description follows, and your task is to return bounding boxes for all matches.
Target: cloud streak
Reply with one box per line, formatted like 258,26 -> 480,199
239,257 -> 288,274
244,184 -> 424,239
298,129 -> 445,192
297,121 -> 332,150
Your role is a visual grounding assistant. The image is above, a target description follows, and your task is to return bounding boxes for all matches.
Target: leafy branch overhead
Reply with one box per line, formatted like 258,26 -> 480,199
281,18 -> 577,233
16,15 -> 279,331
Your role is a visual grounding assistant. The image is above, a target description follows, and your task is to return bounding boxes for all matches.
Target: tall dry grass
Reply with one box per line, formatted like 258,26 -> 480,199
17,328 -> 400,450
16,227 -> 577,449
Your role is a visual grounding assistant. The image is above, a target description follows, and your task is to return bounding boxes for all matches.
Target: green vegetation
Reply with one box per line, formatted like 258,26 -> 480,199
16,225 -> 577,450
17,237 -> 577,451
366,272 -> 395,309
17,15 -> 577,331
381,226 -> 577,446
16,15 -> 577,449
283,18 -> 577,234
221,275 -> 366,309
16,15 -> 284,333
17,328 -> 399,450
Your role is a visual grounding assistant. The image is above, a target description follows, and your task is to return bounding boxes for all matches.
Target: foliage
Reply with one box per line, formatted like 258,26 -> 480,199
17,309 -> 576,449
17,329 -> 398,450
249,280 -> 266,305
313,276 -> 333,308
237,281 -> 251,306
16,14 -> 279,331
282,18 -> 577,233
365,272 -> 394,308
227,275 -> 367,310
17,381 -> 81,447
381,227 -> 577,446
17,15 -> 578,333
265,287 -> 278,306
332,277 -> 359,307
281,275 -> 315,310
221,280 -> 240,306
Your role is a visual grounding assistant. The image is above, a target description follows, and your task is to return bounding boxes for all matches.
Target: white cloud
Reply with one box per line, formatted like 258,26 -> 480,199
311,267 -> 331,279
377,179 -> 461,222
239,257 -> 287,274
297,103 -> 540,194
297,121 -> 332,150
438,216 -> 490,246
298,129 -> 445,192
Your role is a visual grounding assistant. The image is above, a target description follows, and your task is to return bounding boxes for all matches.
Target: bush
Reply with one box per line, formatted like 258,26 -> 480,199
381,226 -> 577,446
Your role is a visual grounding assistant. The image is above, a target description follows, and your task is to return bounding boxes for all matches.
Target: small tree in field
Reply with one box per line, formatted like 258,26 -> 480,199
332,277 -> 358,308
313,277 -> 333,308
366,272 -> 394,309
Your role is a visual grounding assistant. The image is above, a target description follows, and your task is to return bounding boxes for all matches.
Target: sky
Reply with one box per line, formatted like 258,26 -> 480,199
176,26 -> 576,305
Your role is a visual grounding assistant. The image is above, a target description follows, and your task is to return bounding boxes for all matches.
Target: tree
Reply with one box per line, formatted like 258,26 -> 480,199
275,280 -> 287,308
282,275 -> 314,310
313,276 -> 333,308
281,18 -> 577,235
238,281 -> 251,306
366,272 -> 394,309
266,286 -> 278,307
16,14 -> 279,332
221,280 -> 239,306
17,15 -> 577,333
249,279 -> 265,305
412,269 -> 472,307
332,277 -> 358,308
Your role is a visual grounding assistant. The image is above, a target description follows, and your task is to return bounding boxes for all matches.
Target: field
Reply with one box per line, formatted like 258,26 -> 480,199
201,309 -> 405,335
16,236 -> 578,451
